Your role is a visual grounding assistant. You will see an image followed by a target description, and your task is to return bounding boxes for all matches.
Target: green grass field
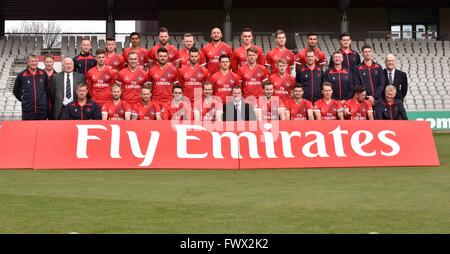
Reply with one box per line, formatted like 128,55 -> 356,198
0,133 -> 449,234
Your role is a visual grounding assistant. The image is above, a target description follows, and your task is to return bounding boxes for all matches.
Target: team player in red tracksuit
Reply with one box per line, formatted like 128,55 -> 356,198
324,51 -> 355,102
296,32 -> 327,69
148,27 -> 180,68
344,85 -> 374,120
73,37 -> 97,77
296,49 -> 323,103
101,83 -> 132,120
116,51 -> 150,105
355,44 -> 385,105
313,82 -> 344,120
178,33 -> 206,68
209,54 -> 241,104
284,84 -> 314,120
43,53 -> 57,119
328,33 -> 361,76
131,84 -> 163,120
193,81 -> 223,121
86,49 -> 118,108
104,37 -> 125,71
268,59 -> 296,104
122,32 -> 148,68
148,47 -> 179,108
202,27 -> 233,75
254,81 -> 286,121
237,47 -> 269,104
161,86 -> 192,120
232,28 -> 265,72
13,53 -> 50,120
265,29 -> 295,74
177,47 -> 210,108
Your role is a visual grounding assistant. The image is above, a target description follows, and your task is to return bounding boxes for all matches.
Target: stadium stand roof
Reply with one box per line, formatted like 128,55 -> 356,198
1,0 -> 449,20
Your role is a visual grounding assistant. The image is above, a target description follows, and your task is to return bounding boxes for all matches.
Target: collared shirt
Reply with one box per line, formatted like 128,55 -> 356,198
387,69 -> 396,84
233,100 -> 242,121
63,72 -> 74,106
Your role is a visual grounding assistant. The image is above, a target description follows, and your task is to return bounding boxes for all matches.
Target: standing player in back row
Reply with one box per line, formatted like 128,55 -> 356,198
178,33 -> 206,68
122,32 -> 148,68
232,28 -> 265,72
202,27 -> 233,75
296,32 -> 327,69
328,33 -> 361,75
104,37 -> 124,71
355,44 -> 385,105
265,30 -> 295,74
73,37 -> 97,77
148,27 -> 180,67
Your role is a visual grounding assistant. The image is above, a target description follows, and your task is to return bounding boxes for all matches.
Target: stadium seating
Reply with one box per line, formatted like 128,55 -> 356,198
1,33 -> 450,120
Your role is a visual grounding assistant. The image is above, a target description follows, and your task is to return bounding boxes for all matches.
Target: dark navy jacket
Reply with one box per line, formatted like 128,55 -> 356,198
61,99 -> 101,120
374,99 -> 408,120
324,67 -> 355,101
355,62 -> 385,100
13,68 -> 49,113
73,52 -> 97,76
296,65 -> 323,103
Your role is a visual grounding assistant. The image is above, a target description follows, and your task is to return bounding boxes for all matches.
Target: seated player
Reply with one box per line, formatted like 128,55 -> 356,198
313,82 -> 344,120
254,81 -> 286,121
131,84 -> 163,120
161,86 -> 192,120
61,83 -> 101,120
374,85 -> 408,120
285,84 -> 314,120
101,84 -> 132,120
344,85 -> 374,120
193,81 -> 223,121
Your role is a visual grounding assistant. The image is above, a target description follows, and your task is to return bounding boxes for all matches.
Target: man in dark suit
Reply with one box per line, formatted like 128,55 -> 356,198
384,54 -> 408,101
222,85 -> 256,121
50,58 -> 85,119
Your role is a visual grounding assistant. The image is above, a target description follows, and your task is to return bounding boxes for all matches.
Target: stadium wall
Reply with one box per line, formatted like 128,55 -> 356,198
158,8 -> 387,36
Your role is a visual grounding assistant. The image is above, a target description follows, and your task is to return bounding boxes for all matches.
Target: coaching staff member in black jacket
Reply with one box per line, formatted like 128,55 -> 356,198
61,83 -> 101,120
223,85 -> 256,121
13,53 -> 50,120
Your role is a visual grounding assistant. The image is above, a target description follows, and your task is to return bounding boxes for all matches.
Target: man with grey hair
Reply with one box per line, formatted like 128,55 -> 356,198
13,53 -> 50,120
50,57 -> 85,119
384,53 -> 408,101
375,85 -> 408,120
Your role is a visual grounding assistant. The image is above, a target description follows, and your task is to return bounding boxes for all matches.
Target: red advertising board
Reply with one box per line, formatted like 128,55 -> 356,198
0,120 -> 440,169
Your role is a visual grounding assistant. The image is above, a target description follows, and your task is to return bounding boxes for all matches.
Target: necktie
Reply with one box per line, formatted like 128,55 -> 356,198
388,71 -> 393,85
66,73 -> 72,100
235,103 -> 242,121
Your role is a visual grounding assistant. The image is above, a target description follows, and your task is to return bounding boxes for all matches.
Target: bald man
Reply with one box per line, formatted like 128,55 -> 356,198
201,27 -> 232,74
383,54 -> 408,101
50,57 -> 86,119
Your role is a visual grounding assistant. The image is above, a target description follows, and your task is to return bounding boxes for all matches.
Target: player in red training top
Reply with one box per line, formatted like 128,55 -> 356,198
148,47 -> 179,107
344,85 -> 374,120
285,84 -> 314,120
209,54 -> 241,104
179,33 -> 206,68
101,83 -> 132,120
104,37 -> 124,71
237,47 -> 269,103
265,29 -> 295,75
231,28 -> 265,72
131,84 -> 162,120
268,59 -> 296,103
296,32 -> 327,69
86,49 -> 118,107
148,27 -> 180,68
313,82 -> 344,120
116,51 -> 150,105
201,27 -> 233,74
122,32 -> 148,68
254,81 -> 286,121
161,86 -> 192,120
177,47 -> 210,107
193,81 -> 223,121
